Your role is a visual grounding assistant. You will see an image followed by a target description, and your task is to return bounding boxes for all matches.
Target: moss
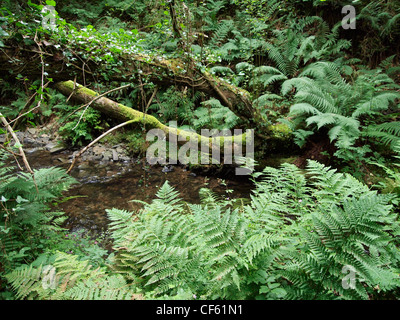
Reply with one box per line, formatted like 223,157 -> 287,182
268,123 -> 292,139
159,58 -> 185,74
61,80 -> 99,97
76,85 -> 99,97
203,71 -> 251,99
61,80 -> 75,91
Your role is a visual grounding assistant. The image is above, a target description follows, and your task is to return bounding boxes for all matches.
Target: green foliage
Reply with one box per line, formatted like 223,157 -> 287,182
0,150 -> 114,299
364,122 -> 400,150
279,162 -> 400,300
0,150 -> 77,296
103,162 -> 400,300
51,90 -> 105,146
371,143 -> 400,199
148,87 -> 238,131
193,98 -> 239,130
232,0 -> 284,22
4,161 -> 400,300
356,1 -> 400,64
0,79 -> 56,125
2,0 -> 400,302
0,88 -> 29,120
57,107 -> 104,146
5,251 -> 128,300
283,60 -> 400,165
244,17 -> 349,84
148,87 -> 199,125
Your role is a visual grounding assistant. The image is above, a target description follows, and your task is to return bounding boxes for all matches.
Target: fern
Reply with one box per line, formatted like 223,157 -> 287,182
107,180 -> 283,299
364,122 -> 400,150
273,160 -> 400,299
250,66 -> 288,89
64,274 -> 136,300
198,187 -> 221,209
282,194 -> 400,299
370,142 -> 400,197
283,61 -> 400,161
0,150 -> 77,274
192,98 -> 239,130
5,251 -> 139,300
6,161 -> 400,300
356,1 -> 400,62
250,21 -> 350,87
5,264 -> 47,299
106,163 -> 400,299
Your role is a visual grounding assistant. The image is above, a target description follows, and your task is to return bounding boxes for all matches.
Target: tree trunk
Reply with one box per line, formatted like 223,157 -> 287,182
54,80 -> 252,151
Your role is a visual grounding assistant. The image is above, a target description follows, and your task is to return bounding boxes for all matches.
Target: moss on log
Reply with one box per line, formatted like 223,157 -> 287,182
54,81 -> 253,152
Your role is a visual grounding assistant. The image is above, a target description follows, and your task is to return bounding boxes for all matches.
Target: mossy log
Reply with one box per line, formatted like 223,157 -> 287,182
55,80 -> 293,153
54,80 -> 252,151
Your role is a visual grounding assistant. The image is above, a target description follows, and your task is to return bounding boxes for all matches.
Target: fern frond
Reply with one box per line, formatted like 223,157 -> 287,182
364,122 -> 400,149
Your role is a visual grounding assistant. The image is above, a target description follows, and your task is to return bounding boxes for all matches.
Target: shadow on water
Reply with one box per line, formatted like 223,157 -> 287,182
26,149 -> 253,233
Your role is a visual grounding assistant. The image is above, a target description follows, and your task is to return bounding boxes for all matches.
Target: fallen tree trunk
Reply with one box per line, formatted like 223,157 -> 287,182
55,81 -> 294,169
54,80 -> 253,153
55,80 -> 263,173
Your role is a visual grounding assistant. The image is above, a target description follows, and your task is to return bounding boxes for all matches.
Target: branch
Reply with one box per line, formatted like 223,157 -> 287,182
0,112 -> 34,175
71,83 -> 132,130
67,120 -> 135,173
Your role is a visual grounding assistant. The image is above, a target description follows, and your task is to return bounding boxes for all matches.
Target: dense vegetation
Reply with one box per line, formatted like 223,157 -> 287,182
1,0 -> 400,300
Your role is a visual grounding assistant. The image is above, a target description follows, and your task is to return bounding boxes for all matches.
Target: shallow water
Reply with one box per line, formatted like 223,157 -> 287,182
25,149 -> 253,232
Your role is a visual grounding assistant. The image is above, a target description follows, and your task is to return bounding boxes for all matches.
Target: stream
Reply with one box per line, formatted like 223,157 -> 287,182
25,148 -> 253,234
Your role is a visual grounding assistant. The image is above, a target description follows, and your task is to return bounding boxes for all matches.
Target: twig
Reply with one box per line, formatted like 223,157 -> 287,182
0,48 -> 18,62
66,76 -> 77,103
10,81 -> 51,128
146,87 -> 158,111
82,61 -> 87,86
61,81 -> 141,123
71,83 -> 131,130
2,45 -> 53,56
0,113 -> 34,175
31,31 -> 45,123
0,144 -> 23,157
0,144 -> 23,171
68,61 -> 95,75
67,120 -> 135,173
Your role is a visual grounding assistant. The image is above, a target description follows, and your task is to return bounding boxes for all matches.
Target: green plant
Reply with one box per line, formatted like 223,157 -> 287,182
192,98 -> 239,131
244,18 -> 350,90
0,79 -> 53,125
5,161 -> 400,300
0,149 -> 77,297
148,87 -> 199,125
277,161 -> 400,299
355,1 -> 400,65
371,143 -> 400,199
5,251 -> 135,300
54,94 -> 105,146
282,61 -> 400,166
107,162 -> 400,300
3,0 -> 400,301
